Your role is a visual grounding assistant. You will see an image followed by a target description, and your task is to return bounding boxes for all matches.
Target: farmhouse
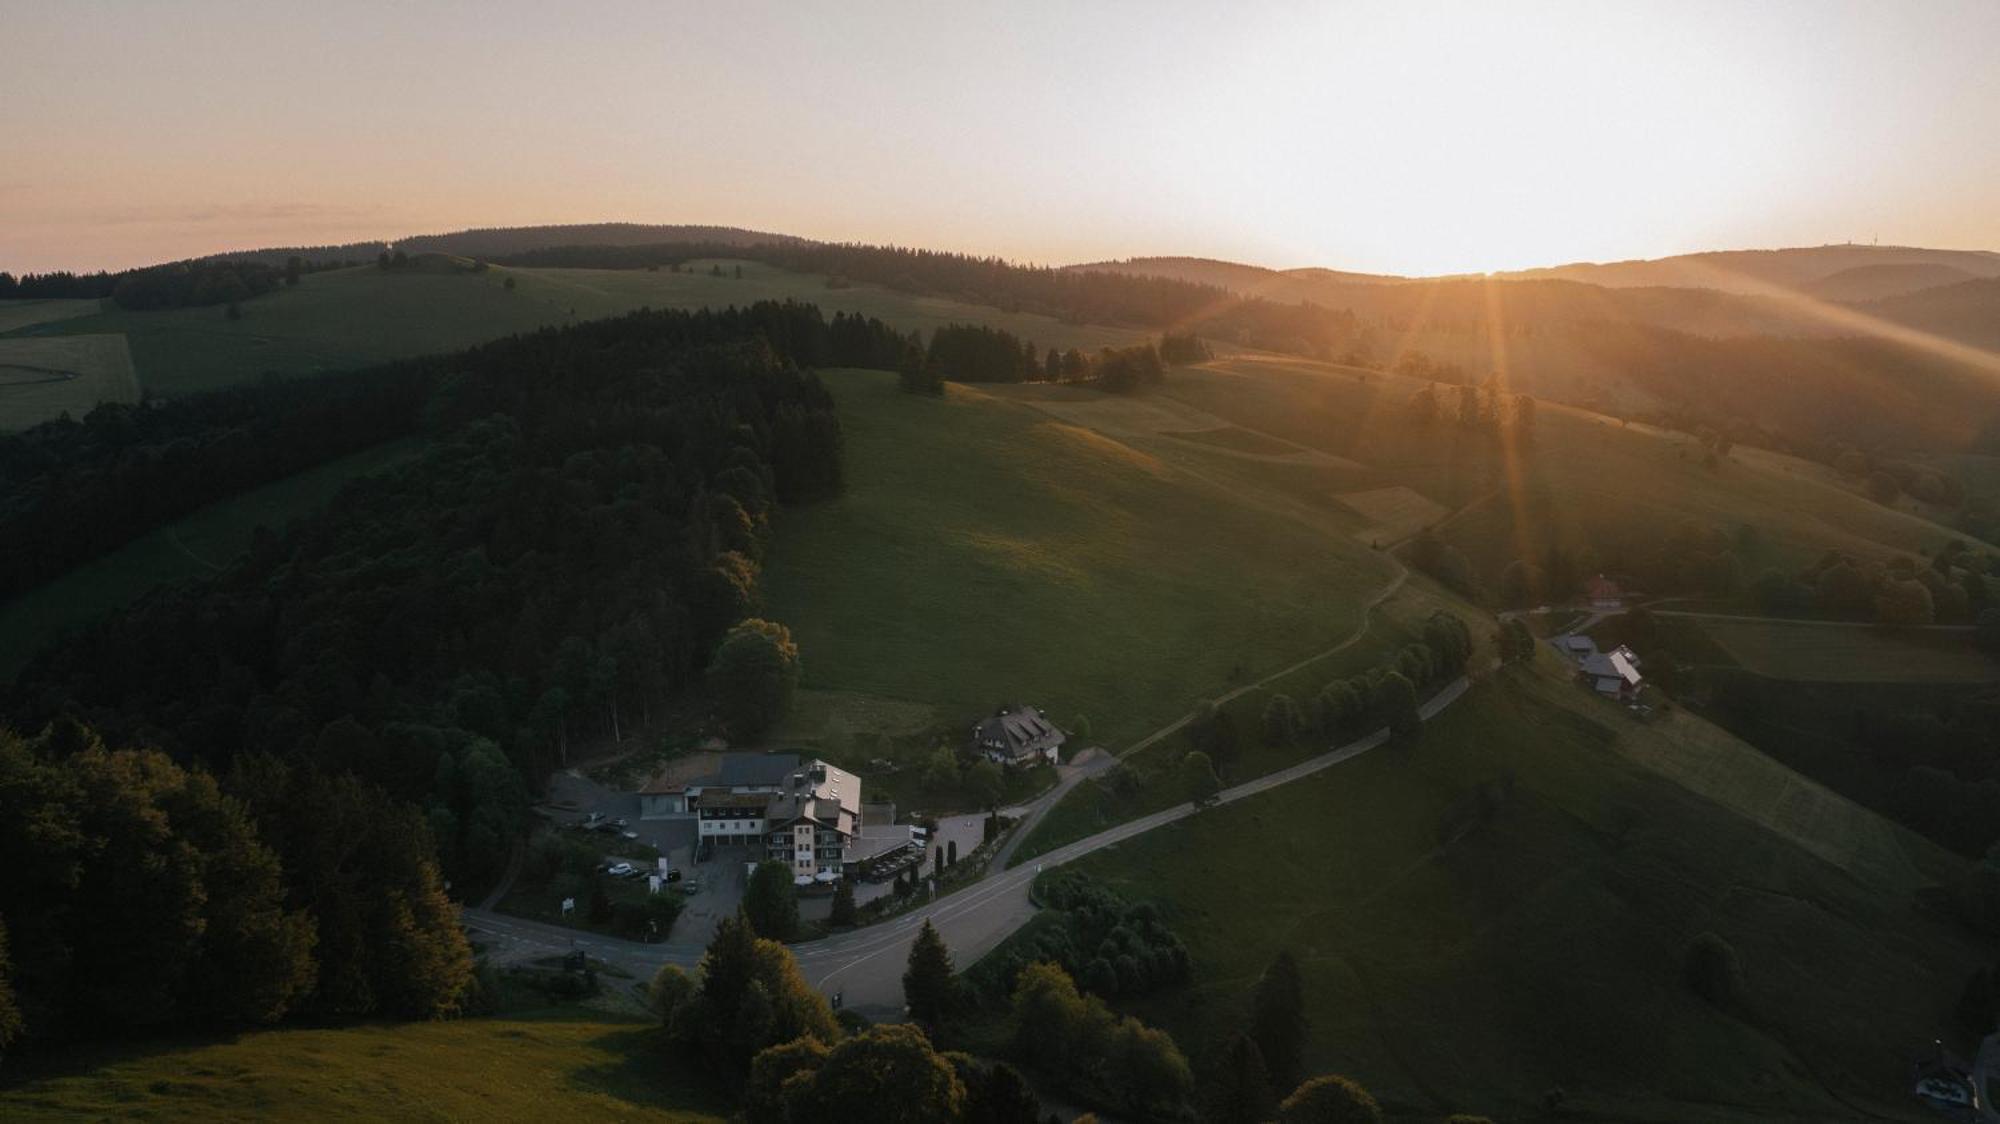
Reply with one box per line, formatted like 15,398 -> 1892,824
971,705 -> 1066,766
1587,574 -> 1625,610
639,752 -> 861,877
1560,634 -> 1644,700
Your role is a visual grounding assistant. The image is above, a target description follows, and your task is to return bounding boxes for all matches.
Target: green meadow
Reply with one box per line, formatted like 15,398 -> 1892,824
0,1012 -> 727,1122
761,368 -> 1401,753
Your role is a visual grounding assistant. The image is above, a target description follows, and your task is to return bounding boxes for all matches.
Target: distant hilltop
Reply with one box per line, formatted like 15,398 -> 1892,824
197,223 -> 809,268
1071,243 -> 2000,302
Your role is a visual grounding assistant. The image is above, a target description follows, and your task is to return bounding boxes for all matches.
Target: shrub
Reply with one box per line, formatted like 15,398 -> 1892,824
1683,932 -> 1744,1007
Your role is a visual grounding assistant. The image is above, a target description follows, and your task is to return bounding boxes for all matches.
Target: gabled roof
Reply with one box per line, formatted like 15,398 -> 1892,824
976,706 -> 1065,754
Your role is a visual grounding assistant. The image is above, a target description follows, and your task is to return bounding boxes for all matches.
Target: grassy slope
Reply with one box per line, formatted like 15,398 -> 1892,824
14,259 -> 1149,399
0,1013 -> 727,1122
1166,353 -> 1986,576
0,334 -> 140,431
0,438 -> 424,679
1054,660 -> 1980,1121
760,369 -> 1399,751
1692,616 -> 2000,684
0,299 -> 102,333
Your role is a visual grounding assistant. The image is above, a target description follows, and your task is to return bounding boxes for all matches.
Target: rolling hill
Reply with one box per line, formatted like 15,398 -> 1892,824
0,256 -> 1148,413
1045,662 -> 1984,1120
1494,242 -> 2000,297
1805,261 -> 1982,301
196,222 -> 806,267
1860,276 -> 2000,350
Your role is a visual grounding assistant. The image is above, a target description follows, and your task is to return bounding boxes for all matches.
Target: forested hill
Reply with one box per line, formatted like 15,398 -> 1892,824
492,240 -> 1369,360
190,223 -> 809,268
0,301 -> 907,1050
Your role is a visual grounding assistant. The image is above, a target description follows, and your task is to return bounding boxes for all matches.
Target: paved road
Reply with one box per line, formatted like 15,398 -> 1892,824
989,747 -> 1117,871
462,676 -> 1473,1019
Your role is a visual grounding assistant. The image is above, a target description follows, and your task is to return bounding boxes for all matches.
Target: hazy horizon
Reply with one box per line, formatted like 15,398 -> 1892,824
5,0 -> 2000,276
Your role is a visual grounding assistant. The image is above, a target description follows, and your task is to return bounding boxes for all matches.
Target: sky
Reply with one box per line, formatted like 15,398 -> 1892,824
3,0 -> 1999,276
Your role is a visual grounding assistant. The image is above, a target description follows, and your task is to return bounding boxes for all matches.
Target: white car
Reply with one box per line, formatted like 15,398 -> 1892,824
605,862 -> 636,877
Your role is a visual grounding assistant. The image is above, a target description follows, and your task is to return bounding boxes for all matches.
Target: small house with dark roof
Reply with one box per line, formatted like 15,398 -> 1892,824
971,705 -> 1065,766
1587,574 -> 1624,610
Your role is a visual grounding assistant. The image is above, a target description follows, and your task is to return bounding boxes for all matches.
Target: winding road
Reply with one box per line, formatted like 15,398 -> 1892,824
462,675 -> 1473,1019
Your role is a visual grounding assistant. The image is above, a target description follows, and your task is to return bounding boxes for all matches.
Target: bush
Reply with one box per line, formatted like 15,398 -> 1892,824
1278,1074 -> 1382,1123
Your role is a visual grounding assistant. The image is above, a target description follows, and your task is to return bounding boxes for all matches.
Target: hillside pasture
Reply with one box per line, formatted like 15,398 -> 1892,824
1691,616 -> 2000,684
1162,354 -> 1984,582
21,259 -> 1153,403
759,369 -> 1398,753
1049,667 -> 1983,1120
0,334 -> 138,431
0,1014 -> 727,1122
1335,485 -> 1450,545
0,298 -> 100,333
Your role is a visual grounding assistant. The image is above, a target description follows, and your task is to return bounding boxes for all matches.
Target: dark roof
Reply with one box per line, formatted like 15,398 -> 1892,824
709,752 -> 802,788
974,706 -> 1065,757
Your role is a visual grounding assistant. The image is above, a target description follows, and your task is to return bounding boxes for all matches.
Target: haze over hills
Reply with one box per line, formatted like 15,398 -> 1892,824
1493,242 -> 2000,297
9,3 -> 2000,1120
1075,242 -> 2000,304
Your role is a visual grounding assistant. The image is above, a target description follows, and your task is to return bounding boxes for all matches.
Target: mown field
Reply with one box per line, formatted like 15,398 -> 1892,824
1050,663 -> 1980,1121
0,334 -> 139,431
1692,615 -> 2000,684
0,1013 -> 727,1122
0,438 -> 424,679
760,369 -> 1401,754
7,258 -> 1150,404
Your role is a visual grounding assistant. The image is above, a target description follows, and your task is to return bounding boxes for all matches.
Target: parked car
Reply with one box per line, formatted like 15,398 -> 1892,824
605,862 -> 636,877
621,830 -> 640,840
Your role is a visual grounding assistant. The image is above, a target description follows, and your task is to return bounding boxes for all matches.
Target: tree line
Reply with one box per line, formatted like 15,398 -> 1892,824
0,303 -> 882,1052
0,302 -> 913,607
0,721 -> 469,1051
637,901 -> 1437,1123
899,323 -> 1184,396
0,365 -> 433,600
0,258 -> 340,310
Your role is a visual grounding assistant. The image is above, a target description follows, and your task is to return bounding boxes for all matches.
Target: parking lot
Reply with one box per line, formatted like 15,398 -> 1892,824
543,770 -> 741,943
